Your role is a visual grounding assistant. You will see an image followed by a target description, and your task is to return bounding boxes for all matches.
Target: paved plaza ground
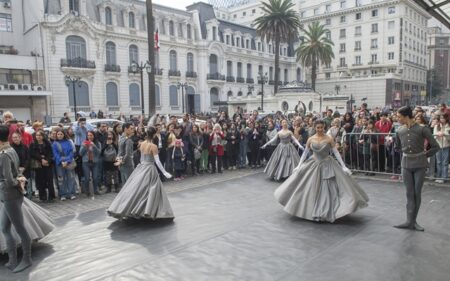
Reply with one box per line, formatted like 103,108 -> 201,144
1,170 -> 449,281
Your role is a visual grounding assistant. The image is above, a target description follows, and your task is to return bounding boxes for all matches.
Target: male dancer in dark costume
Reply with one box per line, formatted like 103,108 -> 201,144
394,106 -> 439,231
0,125 -> 32,272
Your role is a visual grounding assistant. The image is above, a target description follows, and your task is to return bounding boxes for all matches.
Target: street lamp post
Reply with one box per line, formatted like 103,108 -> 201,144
130,61 -> 152,118
258,72 -> 268,112
177,82 -> 188,114
65,75 -> 81,119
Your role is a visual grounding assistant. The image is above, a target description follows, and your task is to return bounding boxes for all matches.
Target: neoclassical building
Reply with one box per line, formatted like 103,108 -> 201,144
0,0 -> 303,121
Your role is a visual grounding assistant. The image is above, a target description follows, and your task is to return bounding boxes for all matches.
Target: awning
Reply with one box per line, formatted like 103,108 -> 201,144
0,90 -> 52,96
413,0 -> 450,29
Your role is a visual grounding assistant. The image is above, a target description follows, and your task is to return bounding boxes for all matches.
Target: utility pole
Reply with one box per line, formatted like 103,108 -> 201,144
146,0 -> 156,116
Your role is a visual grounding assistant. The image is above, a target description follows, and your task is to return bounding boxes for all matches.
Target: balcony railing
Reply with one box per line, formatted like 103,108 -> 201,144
236,77 -> 245,83
186,71 -> 197,78
169,70 -> 181,77
61,58 -> 96,69
226,76 -> 235,82
104,64 -> 121,72
283,81 -> 289,85
207,73 -> 225,80
246,78 -> 254,84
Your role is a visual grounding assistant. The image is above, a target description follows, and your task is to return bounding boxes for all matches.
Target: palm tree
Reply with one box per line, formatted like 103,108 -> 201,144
254,0 -> 301,94
295,21 -> 334,91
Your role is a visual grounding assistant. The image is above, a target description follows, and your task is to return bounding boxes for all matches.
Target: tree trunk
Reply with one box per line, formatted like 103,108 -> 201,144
274,34 -> 280,94
311,56 -> 317,91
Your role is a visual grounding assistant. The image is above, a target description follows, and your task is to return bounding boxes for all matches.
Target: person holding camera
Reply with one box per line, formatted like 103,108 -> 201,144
79,131 -> 102,196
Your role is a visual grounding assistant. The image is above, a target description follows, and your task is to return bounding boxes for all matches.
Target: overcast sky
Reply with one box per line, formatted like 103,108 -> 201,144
152,0 -> 207,10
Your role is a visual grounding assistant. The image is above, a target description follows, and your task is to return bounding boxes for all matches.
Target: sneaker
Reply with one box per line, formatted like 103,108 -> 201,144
435,179 -> 444,184
390,175 -> 399,180
70,195 -> 76,200
180,176 -> 185,180
233,166 -> 237,170
60,197 -> 66,201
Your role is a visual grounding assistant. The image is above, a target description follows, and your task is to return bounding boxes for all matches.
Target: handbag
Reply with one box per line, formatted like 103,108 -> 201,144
55,142 -> 77,170
194,148 -> 201,160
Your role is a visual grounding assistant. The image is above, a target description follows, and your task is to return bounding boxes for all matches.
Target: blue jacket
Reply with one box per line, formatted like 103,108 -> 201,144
72,123 -> 95,146
52,140 -> 75,166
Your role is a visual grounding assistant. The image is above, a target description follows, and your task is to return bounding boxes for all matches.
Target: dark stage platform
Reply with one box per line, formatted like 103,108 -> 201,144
2,173 -> 450,281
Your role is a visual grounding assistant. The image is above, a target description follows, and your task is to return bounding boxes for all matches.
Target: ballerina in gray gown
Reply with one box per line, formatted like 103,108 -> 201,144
0,197 -> 55,253
107,127 -> 174,220
262,119 -> 304,181
274,120 -> 368,223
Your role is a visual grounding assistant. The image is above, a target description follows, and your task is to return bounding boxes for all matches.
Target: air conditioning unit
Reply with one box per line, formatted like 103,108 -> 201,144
0,85 -> 4,90
21,84 -> 32,90
4,1 -> 11,8
35,85 -> 44,91
7,84 -> 18,90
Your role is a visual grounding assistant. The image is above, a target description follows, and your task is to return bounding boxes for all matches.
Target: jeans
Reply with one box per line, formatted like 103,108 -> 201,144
35,166 -> 55,201
238,142 -> 247,167
55,165 -> 76,198
119,164 -> 134,185
436,147 -> 449,180
82,162 -> 99,193
200,150 -> 209,171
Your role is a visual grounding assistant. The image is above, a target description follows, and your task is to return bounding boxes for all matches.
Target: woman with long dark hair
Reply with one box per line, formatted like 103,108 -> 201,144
29,130 -> 55,202
52,128 -> 77,201
434,113 -> 450,183
79,131 -> 102,196
101,131 -> 120,193
107,127 -> 174,220
189,124 -> 203,175
274,120 -> 368,222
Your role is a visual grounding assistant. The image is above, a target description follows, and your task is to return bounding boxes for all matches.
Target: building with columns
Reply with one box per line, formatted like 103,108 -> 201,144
0,0 -> 303,122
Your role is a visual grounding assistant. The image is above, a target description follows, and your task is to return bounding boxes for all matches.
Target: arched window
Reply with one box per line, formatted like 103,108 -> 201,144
66,35 -> 86,60
209,54 -> 218,74
227,91 -> 233,97
129,83 -> 140,106
269,67 -> 274,80
296,67 -> 301,81
105,41 -> 116,65
106,82 -> 118,106
169,20 -> 174,36
105,7 -> 112,25
169,85 -> 178,106
237,62 -> 242,78
187,24 -> 192,39
169,50 -> 177,71
68,81 -> 89,106
210,87 -> 219,107
187,53 -> 194,72
308,101 -> 313,111
129,12 -> 135,28
129,44 -> 139,65
186,86 -> 200,113
160,19 -> 165,34
237,91 -> 243,96
155,85 -> 161,106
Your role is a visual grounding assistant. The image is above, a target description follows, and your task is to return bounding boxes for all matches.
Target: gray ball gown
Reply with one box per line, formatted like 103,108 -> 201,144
274,142 -> 369,222
0,197 -> 55,253
107,154 -> 174,220
264,133 -> 301,180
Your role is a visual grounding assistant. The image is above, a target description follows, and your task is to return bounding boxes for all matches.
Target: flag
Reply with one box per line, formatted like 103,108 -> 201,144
154,29 -> 160,51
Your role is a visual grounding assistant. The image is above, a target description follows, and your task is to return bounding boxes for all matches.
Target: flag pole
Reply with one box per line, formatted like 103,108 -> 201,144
146,0 -> 156,116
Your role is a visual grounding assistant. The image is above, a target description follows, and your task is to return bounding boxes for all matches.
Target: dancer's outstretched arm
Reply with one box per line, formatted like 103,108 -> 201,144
261,134 -> 278,149
293,143 -> 310,173
290,135 -> 304,150
153,154 -> 172,179
331,146 -> 351,175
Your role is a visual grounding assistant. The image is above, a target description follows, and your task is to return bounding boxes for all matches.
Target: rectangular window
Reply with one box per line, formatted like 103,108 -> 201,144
340,29 -> 346,38
388,20 -> 395,29
388,36 -> 395,44
388,7 -> 395,14
226,35 -> 230,45
325,73 -> 331,80
355,41 -> 361,50
325,18 -> 331,25
314,8 -> 319,15
326,31 -> 331,39
355,26 -> 361,36
0,13 -> 12,32
340,16 -> 346,23
340,1 -> 346,9
388,52 -> 394,60
212,26 -> 216,41
326,4 -> 331,12
252,9 -> 256,14
372,9 -> 378,17
340,57 -> 346,67
371,39 -> 378,49
371,54 -> 377,63
178,23 -> 183,37
258,42 -> 261,51
355,13 -> 361,20
355,0 -> 362,7
340,43 -> 346,53
371,23 -> 378,33
237,37 -> 240,47
355,56 -> 361,65
243,12 -> 246,16
246,39 -> 249,49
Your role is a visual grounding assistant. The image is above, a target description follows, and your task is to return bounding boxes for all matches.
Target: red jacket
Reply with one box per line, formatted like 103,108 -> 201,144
209,132 -> 224,156
375,120 -> 392,145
